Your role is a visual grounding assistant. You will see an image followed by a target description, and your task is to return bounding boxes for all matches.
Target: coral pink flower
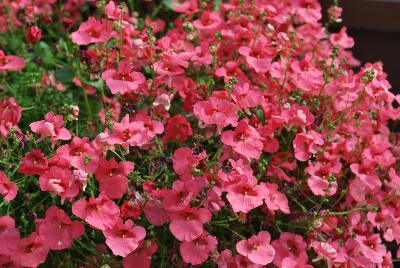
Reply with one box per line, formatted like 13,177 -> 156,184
26,25 -> 42,44
172,147 -> 207,176
121,201 -> 142,220
103,219 -> 146,257
102,60 -> 146,95
144,199 -> 168,226
193,97 -> 238,133
290,59 -> 324,95
163,180 -> 202,211
232,83 -> 264,111
221,119 -> 264,161
55,136 -> 99,173
271,232 -> 308,266
355,234 -> 387,264
39,166 -> 80,202
29,112 -> 71,146
0,50 -> 25,74
12,232 -> 49,268
0,171 -> 17,201
193,11 -> 223,33
330,27 -> 354,49
36,206 -> 84,250
293,130 -> 324,161
95,158 -> 134,199
70,16 -> 116,45
307,174 -> 338,196
106,115 -> 151,152
238,38 -> 274,73
162,114 -> 193,143
226,175 -> 265,213
261,182 -> 290,214
72,193 -> 120,230
0,216 -> 20,256
236,231 -> 275,265
0,97 -> 22,137
122,240 -> 158,268
180,232 -> 218,265
19,149 -> 48,175
168,207 -> 211,241
172,0 -> 198,14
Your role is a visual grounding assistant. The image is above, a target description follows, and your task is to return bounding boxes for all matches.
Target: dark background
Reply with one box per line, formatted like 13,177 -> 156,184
322,0 -> 400,93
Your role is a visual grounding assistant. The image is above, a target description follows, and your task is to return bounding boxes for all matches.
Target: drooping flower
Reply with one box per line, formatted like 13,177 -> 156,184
103,219 -> 146,257
36,206 -> 85,250
26,25 -> 42,44
236,231 -> 275,265
72,193 -> 120,231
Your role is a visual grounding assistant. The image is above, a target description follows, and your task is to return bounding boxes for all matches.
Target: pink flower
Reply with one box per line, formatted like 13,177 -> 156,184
29,112 -> 71,146
0,50 -> 25,74
103,219 -> 146,257
26,25 -> 42,44
162,115 -> 193,143
72,193 -> 120,231
122,240 -> 158,268
226,175 -> 264,213
193,97 -> 238,133
106,115 -> 151,152
180,232 -> 218,265
330,27 -> 354,49
163,180 -> 200,212
193,11 -> 222,33
238,38 -> 274,73
144,199 -> 168,226
0,171 -> 17,201
102,60 -> 146,95
168,207 -> 211,241
12,232 -> 49,268
70,17 -> 116,45
171,0 -> 198,14
36,206 -> 84,250
0,97 -> 22,137
271,232 -> 308,266
19,149 -> 48,175
39,166 -> 80,202
236,231 -> 275,265
355,234 -> 387,264
293,130 -> 324,161
261,182 -> 290,214
307,174 -> 338,196
221,119 -> 264,161
172,147 -> 207,176
0,216 -> 20,256
95,158 -> 134,199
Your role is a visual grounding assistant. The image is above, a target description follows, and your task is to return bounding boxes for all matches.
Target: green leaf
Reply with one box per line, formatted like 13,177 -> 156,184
55,66 -> 74,83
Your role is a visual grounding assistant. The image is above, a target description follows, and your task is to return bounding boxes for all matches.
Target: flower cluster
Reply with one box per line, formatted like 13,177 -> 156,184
1,0 -> 400,267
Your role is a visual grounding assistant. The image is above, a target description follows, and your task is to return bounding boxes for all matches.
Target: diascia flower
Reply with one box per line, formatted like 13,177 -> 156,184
102,60 -> 146,95
162,114 -> 193,143
0,216 -> 20,256
70,16 -> 116,45
293,130 -> 324,161
95,158 -> 134,199
103,219 -> 146,257
0,97 -> 22,137
0,50 -> 25,74
19,149 -> 49,175
221,119 -> 264,161
122,240 -> 158,268
39,166 -> 80,202
180,232 -> 218,265
29,112 -> 71,146
12,232 -> 49,268
72,193 -> 120,231
36,206 -> 84,250
0,171 -> 17,201
236,231 -> 275,265
168,207 -> 211,242
193,96 -> 238,134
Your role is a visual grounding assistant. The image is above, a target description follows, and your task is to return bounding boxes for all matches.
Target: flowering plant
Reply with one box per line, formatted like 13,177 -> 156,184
1,0 -> 400,267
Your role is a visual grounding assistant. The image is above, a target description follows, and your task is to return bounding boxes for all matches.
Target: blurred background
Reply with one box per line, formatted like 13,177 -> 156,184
322,0 -> 400,93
